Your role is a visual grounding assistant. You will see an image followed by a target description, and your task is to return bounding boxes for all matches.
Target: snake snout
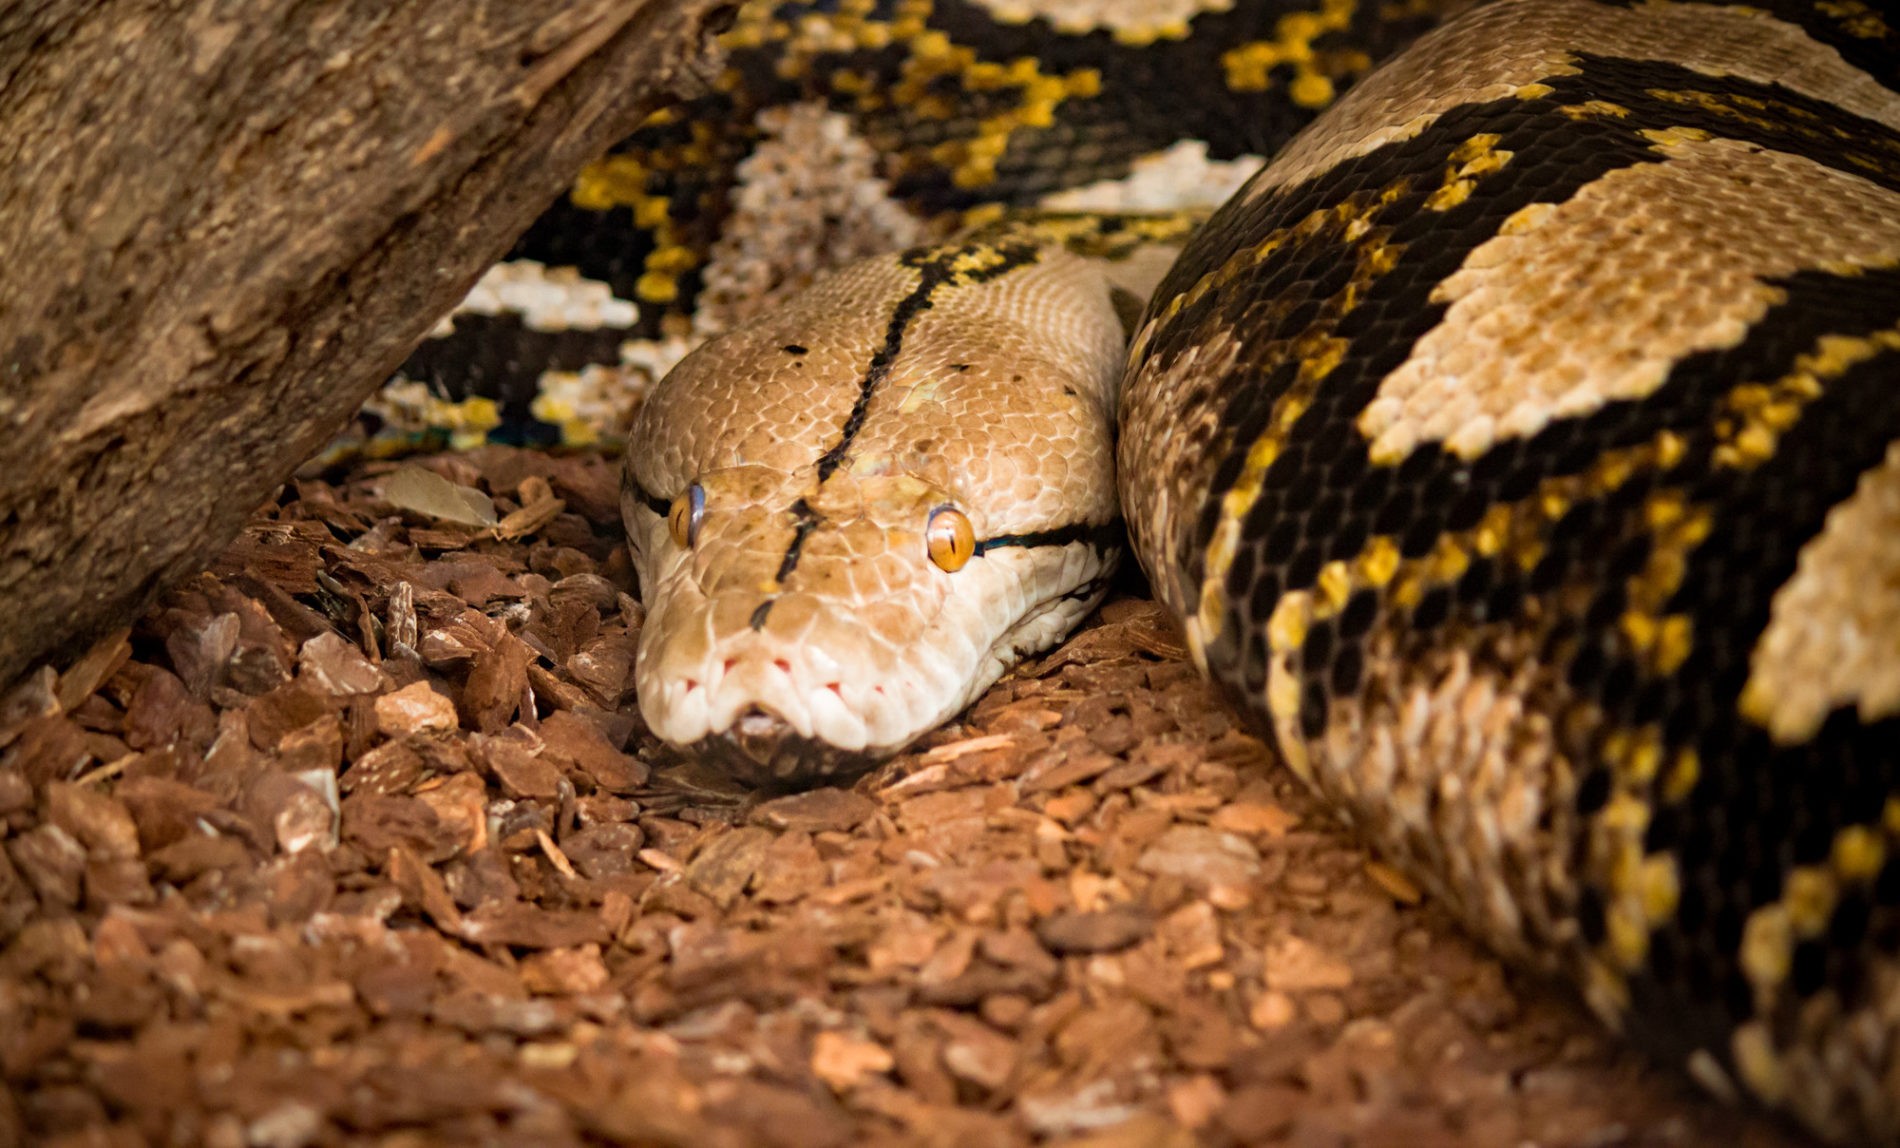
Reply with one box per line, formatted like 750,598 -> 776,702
692,703 -> 883,789
731,705 -> 791,766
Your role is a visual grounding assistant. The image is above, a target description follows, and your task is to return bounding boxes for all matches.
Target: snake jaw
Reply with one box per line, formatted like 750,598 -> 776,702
686,706 -> 887,789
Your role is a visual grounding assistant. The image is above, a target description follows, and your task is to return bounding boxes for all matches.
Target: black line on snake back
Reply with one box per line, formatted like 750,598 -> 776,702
813,241 -> 1041,482
1596,273 -> 1900,1064
1567,54 -> 1900,193
1148,62 -> 1894,686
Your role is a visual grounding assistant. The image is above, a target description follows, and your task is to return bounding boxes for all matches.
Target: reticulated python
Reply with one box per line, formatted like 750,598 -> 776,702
393,0 -> 1900,1139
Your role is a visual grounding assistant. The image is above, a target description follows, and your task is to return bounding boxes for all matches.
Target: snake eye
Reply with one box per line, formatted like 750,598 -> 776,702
668,484 -> 705,548
926,505 -> 975,572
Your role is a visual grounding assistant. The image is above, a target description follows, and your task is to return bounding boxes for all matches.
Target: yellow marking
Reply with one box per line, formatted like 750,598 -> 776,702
528,389 -> 598,449
635,274 -> 680,305
1661,748 -> 1699,804
1109,19 -> 1193,47
1731,1023 -> 1787,1106
1266,593 -> 1311,653
1599,791 -> 1650,836
1739,902 -> 1792,989
1717,327 -> 1900,470
1150,182 -> 1409,341
1818,0 -> 1891,37
1316,560 -> 1353,612
1557,100 -> 1630,120
570,134 -> 729,307
1647,87 -> 1900,162
894,44 -> 1104,188
1385,432 -> 1683,644
1723,822 -> 1891,1007
1605,901 -> 1649,969
1190,189 -> 1413,657
1426,133 -> 1514,212
1617,728 -> 1664,788
1358,536 -> 1400,586
1639,854 -> 1680,924
1289,73 -> 1337,108
1514,82 -> 1554,100
1619,497 -> 1711,677
1639,125 -> 1715,149
1648,88 -> 1781,134
1833,824 -> 1886,883
419,395 -> 502,451
1220,0 -> 1367,106
1648,617 -> 1692,675
1424,535 -> 1468,583
971,210 -> 1205,262
571,154 -> 655,213
1471,504 -> 1513,558
1784,867 -> 1838,937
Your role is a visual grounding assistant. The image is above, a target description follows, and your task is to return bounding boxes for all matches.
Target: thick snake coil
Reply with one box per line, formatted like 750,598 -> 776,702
404,0 -> 1900,1139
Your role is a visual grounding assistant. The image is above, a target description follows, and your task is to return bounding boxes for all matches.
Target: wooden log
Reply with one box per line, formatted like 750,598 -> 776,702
0,0 -> 725,686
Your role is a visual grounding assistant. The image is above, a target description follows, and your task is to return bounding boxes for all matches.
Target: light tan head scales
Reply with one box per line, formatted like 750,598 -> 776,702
621,236 -> 1131,785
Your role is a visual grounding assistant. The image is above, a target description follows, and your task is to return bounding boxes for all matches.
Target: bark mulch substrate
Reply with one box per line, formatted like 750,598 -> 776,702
0,447 -> 1804,1148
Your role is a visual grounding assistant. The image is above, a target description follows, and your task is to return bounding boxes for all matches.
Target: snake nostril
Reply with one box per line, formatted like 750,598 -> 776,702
774,658 -> 792,673
826,682 -> 843,696
723,658 -> 737,673
684,678 -> 699,691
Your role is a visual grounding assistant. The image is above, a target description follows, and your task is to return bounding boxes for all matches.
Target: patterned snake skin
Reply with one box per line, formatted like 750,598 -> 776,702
395,0 -> 1900,1139
1119,3 -> 1900,1139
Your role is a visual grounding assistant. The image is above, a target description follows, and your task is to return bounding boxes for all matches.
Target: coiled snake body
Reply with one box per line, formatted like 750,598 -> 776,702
415,0 -> 1900,1139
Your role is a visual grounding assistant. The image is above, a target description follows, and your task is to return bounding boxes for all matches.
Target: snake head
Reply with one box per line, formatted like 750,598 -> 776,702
619,243 -> 1129,786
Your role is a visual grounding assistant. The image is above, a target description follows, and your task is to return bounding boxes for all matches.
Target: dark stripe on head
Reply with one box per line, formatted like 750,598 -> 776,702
814,240 -> 1042,481
974,519 -> 1125,556
774,499 -> 821,583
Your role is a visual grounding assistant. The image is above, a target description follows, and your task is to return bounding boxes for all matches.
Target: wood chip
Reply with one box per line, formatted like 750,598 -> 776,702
811,1031 -> 894,1092
0,444 -> 1800,1148
373,681 -> 458,737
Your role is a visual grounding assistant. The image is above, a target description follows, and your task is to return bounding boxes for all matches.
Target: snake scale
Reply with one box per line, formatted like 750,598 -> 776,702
391,0 -> 1900,1140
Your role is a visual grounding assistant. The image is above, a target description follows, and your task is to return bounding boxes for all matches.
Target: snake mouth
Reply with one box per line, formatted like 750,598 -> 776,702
688,706 -> 885,790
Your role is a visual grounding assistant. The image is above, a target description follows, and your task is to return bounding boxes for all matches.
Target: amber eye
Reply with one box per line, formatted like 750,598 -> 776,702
668,484 -> 705,548
926,506 -> 975,572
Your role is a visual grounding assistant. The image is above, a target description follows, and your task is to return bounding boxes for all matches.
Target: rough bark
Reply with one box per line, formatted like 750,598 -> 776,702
0,0 -> 724,686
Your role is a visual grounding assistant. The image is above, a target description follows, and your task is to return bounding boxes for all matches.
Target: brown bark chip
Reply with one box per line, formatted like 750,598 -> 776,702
0,447 -> 1809,1147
